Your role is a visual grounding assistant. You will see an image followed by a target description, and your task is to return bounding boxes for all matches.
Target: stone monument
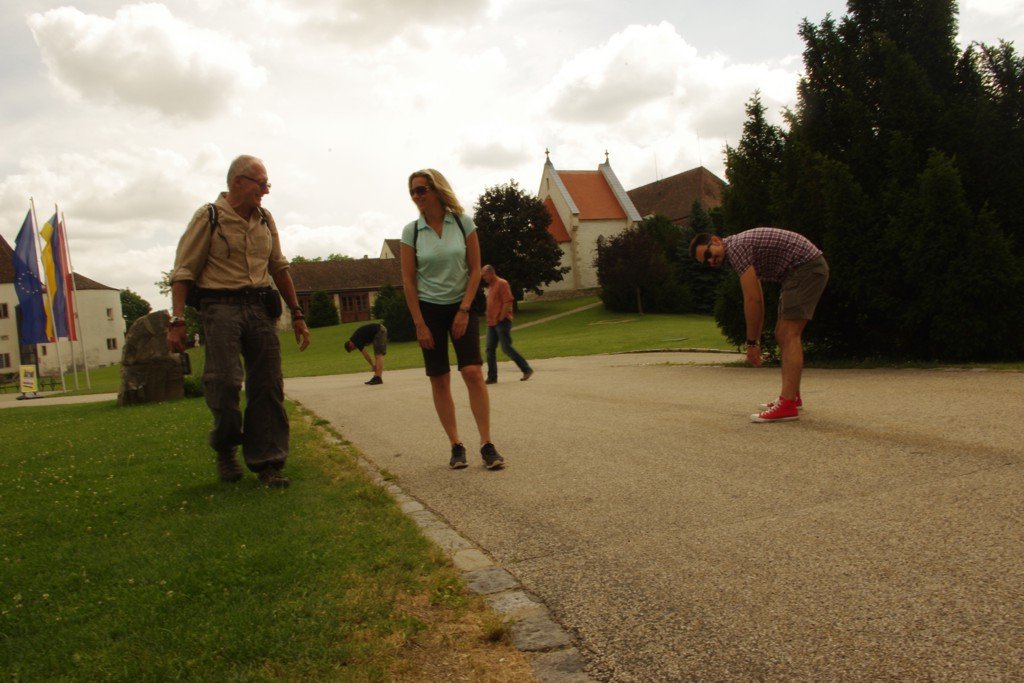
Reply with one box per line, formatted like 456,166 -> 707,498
118,311 -> 186,406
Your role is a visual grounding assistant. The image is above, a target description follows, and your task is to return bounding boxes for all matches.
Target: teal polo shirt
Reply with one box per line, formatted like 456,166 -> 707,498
401,212 -> 477,305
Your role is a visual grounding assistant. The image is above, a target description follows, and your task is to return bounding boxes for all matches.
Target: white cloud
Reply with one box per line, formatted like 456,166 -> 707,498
961,0 -> 1024,20
544,21 -> 798,140
459,140 -> 534,169
264,0 -> 491,44
27,3 -> 266,119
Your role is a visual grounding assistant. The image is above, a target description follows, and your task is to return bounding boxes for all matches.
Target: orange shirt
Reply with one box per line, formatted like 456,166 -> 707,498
485,277 -> 514,327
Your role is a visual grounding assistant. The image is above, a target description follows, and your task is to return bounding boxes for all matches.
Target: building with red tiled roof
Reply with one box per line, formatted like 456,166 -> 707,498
285,256 -> 403,325
538,153 -> 641,292
626,166 -> 726,227
1,233 -> 125,379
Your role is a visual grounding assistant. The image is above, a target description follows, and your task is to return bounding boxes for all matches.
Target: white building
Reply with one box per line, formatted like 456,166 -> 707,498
0,235 -> 124,378
538,153 -> 642,293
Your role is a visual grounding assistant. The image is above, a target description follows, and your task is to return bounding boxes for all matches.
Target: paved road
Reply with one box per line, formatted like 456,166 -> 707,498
290,353 -> 1023,681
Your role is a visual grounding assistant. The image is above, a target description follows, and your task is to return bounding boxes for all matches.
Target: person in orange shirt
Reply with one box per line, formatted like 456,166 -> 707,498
482,265 -> 533,384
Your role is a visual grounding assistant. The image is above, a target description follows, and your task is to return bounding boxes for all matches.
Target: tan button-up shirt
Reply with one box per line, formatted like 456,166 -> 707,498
171,193 -> 289,289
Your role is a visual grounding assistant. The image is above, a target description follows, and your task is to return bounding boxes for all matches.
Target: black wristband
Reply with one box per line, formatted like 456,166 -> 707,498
746,339 -> 760,346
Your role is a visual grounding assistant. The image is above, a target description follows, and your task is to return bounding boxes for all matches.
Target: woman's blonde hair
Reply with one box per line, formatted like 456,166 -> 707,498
409,168 -> 464,215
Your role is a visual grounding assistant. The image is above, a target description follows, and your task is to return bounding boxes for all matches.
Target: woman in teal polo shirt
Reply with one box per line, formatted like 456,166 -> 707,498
400,168 -> 504,471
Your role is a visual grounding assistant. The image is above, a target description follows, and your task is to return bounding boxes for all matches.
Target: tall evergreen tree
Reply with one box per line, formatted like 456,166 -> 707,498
721,92 -> 785,234
719,0 -> 1024,360
676,203 -> 722,314
306,291 -> 339,328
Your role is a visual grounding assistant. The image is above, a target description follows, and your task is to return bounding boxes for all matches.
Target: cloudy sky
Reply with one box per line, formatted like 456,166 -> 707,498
2,0 -> 1022,308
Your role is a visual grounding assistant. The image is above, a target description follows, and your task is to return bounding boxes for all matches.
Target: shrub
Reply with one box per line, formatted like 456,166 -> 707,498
307,291 -> 339,328
371,285 -> 415,341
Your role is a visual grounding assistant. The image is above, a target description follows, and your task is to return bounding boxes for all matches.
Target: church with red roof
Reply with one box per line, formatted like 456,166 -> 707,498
538,152 -> 642,293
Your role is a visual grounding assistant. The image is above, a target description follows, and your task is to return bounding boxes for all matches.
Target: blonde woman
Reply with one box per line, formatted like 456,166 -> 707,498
401,169 -> 504,470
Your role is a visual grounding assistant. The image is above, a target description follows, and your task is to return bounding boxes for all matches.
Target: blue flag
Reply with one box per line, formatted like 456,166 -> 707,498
13,210 -> 48,345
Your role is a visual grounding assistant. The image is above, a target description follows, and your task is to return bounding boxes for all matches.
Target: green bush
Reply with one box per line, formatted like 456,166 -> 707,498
307,290 -> 339,328
183,374 -> 204,397
371,284 -> 415,341
713,275 -> 779,360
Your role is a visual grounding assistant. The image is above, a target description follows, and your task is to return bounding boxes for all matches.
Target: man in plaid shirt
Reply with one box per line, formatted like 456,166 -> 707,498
689,228 -> 829,422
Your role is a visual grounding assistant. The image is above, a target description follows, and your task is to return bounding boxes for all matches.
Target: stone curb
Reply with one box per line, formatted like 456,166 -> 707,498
341,436 -> 596,682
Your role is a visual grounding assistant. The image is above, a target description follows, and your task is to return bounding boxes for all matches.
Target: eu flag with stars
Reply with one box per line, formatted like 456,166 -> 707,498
13,210 -> 48,345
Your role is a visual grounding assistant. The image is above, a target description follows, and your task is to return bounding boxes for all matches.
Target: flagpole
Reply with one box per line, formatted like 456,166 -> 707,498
56,205 -> 80,390
21,198 -> 44,396
34,199 -> 67,393
60,210 -> 91,389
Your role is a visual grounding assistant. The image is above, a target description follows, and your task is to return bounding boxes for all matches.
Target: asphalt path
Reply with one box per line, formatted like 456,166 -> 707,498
289,352 -> 1024,681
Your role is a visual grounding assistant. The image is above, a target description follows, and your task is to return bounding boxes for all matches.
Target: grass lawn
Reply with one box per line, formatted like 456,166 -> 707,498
278,296 -> 735,380
51,295 -> 1022,396
0,399 -> 533,681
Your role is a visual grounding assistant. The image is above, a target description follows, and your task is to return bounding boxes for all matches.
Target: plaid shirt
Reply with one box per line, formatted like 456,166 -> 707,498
723,228 -> 823,282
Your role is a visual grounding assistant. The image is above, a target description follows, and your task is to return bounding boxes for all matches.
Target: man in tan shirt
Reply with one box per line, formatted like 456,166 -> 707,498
482,264 -> 533,384
167,155 -> 310,487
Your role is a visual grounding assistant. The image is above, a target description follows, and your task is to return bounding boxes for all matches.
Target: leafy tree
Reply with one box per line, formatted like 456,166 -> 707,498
371,284 -> 414,342
306,291 -> 339,328
120,289 -> 152,331
473,180 -> 569,302
155,271 -> 172,297
292,254 -> 353,263
595,226 -> 689,314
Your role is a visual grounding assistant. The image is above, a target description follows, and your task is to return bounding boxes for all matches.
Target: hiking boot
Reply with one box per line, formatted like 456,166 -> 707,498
521,370 -> 534,382
750,398 -> 799,423
449,443 -> 468,469
365,376 -> 383,385
480,443 -> 505,470
485,378 -> 497,385
760,395 -> 802,410
258,469 -> 290,488
217,450 -> 243,483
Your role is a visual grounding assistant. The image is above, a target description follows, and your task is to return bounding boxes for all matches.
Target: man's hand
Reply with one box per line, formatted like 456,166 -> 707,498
746,344 -> 764,367
293,319 -> 311,351
167,325 -> 187,353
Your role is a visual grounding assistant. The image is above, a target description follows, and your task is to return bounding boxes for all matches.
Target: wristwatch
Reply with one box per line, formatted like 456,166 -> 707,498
746,339 -> 760,346
169,315 -> 186,326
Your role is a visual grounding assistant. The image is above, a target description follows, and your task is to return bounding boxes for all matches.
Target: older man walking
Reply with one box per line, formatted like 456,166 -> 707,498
167,154 -> 310,486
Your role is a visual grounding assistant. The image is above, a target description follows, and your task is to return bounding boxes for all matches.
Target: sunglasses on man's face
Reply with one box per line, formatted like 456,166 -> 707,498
409,185 -> 430,197
239,174 -> 271,191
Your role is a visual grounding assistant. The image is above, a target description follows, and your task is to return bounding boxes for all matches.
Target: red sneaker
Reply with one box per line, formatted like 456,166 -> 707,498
751,397 -> 799,423
760,395 -> 802,410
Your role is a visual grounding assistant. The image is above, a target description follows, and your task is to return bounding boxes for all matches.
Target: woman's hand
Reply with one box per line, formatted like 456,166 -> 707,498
451,309 -> 469,339
416,321 -> 434,350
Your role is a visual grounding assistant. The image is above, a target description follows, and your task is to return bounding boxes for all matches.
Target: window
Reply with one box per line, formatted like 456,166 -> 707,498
41,346 -> 47,356
0,353 -> 10,369
0,303 -> 8,319
106,338 -> 118,350
106,308 -> 114,320
341,294 -> 367,312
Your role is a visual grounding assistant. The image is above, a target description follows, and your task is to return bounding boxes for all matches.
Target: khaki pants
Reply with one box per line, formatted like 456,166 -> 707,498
201,301 -> 288,471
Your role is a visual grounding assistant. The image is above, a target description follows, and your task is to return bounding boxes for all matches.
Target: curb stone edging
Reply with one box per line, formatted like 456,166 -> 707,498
341,441 -> 597,682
